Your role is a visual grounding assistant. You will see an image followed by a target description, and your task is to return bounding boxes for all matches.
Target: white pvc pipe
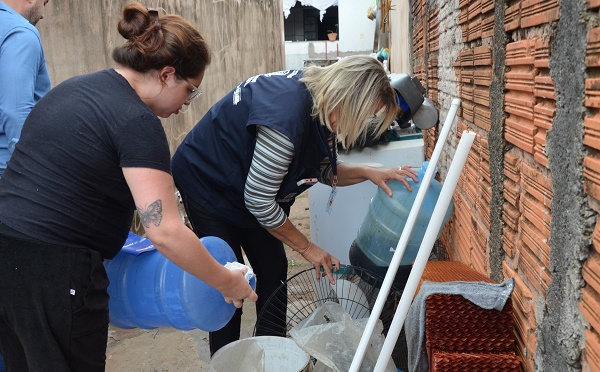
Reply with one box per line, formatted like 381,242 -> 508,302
349,98 -> 461,372
373,130 -> 476,371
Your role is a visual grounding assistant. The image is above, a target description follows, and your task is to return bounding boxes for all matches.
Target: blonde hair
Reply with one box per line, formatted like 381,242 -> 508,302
300,55 -> 399,149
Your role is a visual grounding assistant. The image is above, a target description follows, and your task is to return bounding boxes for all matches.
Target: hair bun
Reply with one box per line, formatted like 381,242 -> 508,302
117,2 -> 152,40
112,2 -> 210,77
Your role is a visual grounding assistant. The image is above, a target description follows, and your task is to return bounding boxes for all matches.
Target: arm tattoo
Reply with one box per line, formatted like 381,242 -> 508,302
137,200 -> 163,228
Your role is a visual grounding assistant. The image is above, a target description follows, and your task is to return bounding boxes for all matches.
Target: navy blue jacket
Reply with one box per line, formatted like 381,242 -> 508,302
172,70 -> 332,228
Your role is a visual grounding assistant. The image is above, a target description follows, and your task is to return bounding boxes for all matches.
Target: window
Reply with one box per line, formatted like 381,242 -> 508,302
284,2 -> 338,42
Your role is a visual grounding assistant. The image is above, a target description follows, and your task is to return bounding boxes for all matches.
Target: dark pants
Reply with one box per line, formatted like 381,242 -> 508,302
0,224 -> 109,372
181,194 -> 289,355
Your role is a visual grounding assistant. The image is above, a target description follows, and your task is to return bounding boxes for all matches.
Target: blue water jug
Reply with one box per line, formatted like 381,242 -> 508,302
349,163 -> 453,288
104,235 -> 255,332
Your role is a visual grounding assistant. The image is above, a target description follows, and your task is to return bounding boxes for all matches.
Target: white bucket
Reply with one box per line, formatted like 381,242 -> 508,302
210,336 -> 311,372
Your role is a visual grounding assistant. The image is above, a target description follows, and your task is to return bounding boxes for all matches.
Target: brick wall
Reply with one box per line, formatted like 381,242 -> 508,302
406,0 -> 599,370
583,14 -> 600,372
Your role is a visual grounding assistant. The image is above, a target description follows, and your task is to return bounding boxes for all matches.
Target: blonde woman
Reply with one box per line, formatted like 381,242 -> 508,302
171,55 -> 418,355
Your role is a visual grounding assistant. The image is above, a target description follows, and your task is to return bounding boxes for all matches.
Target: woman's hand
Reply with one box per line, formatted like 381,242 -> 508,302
299,242 -> 341,284
367,165 -> 419,196
219,267 -> 258,308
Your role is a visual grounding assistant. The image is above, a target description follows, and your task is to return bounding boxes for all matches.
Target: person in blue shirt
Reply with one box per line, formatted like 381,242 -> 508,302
0,2 -> 50,369
0,0 -> 51,178
172,55 -> 419,355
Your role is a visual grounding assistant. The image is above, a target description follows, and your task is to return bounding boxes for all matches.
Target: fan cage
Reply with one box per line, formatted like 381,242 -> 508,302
253,265 -> 408,370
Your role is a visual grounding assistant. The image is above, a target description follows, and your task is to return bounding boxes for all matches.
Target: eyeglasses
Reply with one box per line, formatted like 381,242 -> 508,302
182,76 -> 202,104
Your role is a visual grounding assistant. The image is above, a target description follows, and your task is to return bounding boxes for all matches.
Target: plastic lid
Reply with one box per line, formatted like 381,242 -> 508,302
412,97 -> 438,130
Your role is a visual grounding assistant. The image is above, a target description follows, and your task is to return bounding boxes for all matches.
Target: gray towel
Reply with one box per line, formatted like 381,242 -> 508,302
405,278 -> 515,372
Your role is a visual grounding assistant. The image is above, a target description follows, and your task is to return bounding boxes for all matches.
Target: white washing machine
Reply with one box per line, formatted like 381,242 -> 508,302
309,134 -> 424,264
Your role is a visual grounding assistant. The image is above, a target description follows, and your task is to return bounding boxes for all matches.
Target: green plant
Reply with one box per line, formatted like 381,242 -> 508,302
327,24 -> 338,34
288,259 -> 300,267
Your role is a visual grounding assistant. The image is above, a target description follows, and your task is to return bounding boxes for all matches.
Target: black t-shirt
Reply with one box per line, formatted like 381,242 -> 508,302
0,69 -> 171,259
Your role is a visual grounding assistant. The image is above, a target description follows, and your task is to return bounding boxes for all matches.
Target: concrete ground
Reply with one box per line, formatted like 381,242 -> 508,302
105,194 -> 312,371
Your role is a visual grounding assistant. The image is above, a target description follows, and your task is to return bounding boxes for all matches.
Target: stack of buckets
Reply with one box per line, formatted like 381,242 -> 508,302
210,336 -> 311,371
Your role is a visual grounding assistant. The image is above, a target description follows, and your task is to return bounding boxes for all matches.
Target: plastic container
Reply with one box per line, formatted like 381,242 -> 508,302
349,163 -> 453,288
210,336 -> 311,372
104,236 -> 255,331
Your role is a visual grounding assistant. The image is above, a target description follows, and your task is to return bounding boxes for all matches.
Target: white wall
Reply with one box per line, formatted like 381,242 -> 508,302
284,0 -> 376,70
338,0 -> 376,52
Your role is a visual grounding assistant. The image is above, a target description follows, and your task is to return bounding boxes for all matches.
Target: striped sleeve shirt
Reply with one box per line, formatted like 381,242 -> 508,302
244,125 -> 337,229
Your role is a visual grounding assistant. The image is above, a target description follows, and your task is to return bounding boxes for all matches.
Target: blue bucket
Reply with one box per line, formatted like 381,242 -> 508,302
104,235 -> 255,331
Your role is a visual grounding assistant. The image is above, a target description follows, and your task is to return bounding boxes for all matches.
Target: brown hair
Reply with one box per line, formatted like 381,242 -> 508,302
112,2 -> 210,79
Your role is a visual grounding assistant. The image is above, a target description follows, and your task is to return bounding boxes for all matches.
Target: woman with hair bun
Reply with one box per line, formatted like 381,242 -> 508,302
0,2 -> 257,371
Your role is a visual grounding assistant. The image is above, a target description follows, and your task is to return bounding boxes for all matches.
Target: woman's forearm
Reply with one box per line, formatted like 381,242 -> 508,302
335,162 -> 374,186
266,218 -> 311,253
